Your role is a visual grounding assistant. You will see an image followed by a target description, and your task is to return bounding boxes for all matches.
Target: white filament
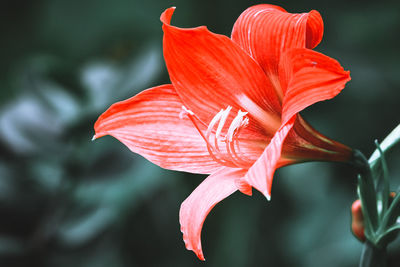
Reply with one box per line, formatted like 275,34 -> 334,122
180,105 -> 251,168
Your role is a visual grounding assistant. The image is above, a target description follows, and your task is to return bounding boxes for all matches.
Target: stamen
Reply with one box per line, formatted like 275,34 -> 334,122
215,106 -> 232,139
180,106 -> 237,167
203,108 -> 229,162
205,109 -> 224,139
229,123 -> 253,165
227,110 -> 248,142
225,110 -> 253,166
213,106 -> 232,158
179,105 -> 252,168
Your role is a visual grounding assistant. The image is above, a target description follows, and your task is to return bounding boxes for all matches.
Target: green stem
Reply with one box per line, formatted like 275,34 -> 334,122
369,123 -> 400,170
374,141 -> 390,218
359,241 -> 387,267
353,149 -> 371,175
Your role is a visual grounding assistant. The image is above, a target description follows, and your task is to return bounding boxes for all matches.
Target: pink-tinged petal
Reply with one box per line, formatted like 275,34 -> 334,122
231,4 -> 323,95
280,48 -> 351,125
161,7 -> 281,135
179,167 -> 247,260
94,84 -> 222,174
238,117 -> 296,199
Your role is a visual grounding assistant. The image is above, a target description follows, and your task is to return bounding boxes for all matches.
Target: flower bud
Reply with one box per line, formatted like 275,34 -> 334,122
351,192 -> 397,243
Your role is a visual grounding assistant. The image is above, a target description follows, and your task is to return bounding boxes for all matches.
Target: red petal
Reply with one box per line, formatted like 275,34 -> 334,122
179,167 -> 247,260
238,117 -> 296,199
94,84 -> 222,174
161,8 -> 281,135
280,48 -> 351,125
231,4 -> 323,95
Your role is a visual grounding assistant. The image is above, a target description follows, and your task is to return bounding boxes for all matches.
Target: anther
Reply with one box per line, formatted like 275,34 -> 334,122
215,106 -> 232,139
227,110 -> 248,142
225,110 -> 252,166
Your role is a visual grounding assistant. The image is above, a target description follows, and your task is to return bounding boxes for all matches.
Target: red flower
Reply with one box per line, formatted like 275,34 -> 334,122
94,5 -> 352,260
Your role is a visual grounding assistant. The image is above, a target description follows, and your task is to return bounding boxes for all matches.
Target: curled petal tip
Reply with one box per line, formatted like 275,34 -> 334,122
346,70 -> 351,79
180,205 -> 206,261
265,184 -> 272,201
181,229 -> 205,261
160,7 -> 176,25
196,252 -> 205,261
91,134 -> 97,141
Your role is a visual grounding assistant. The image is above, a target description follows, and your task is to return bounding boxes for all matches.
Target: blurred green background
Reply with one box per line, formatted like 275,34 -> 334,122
1,0 -> 400,266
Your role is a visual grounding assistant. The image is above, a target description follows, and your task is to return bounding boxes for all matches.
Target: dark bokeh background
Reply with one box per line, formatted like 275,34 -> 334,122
1,0 -> 400,266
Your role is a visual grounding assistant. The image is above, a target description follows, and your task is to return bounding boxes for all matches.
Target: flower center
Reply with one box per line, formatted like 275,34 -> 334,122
180,106 -> 253,168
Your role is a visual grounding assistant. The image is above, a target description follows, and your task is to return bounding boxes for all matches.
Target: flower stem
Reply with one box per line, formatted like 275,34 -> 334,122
359,241 -> 387,267
352,149 -> 370,175
369,123 -> 400,170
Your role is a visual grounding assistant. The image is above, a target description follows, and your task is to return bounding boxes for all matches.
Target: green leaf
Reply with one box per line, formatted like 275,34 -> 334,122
380,188 -> 400,231
376,224 -> 400,247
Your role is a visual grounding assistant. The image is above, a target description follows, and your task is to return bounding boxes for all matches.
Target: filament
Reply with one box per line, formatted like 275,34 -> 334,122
180,105 -> 253,168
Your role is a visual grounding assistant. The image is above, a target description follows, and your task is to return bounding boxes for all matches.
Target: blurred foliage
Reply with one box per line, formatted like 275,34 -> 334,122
0,0 -> 399,266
